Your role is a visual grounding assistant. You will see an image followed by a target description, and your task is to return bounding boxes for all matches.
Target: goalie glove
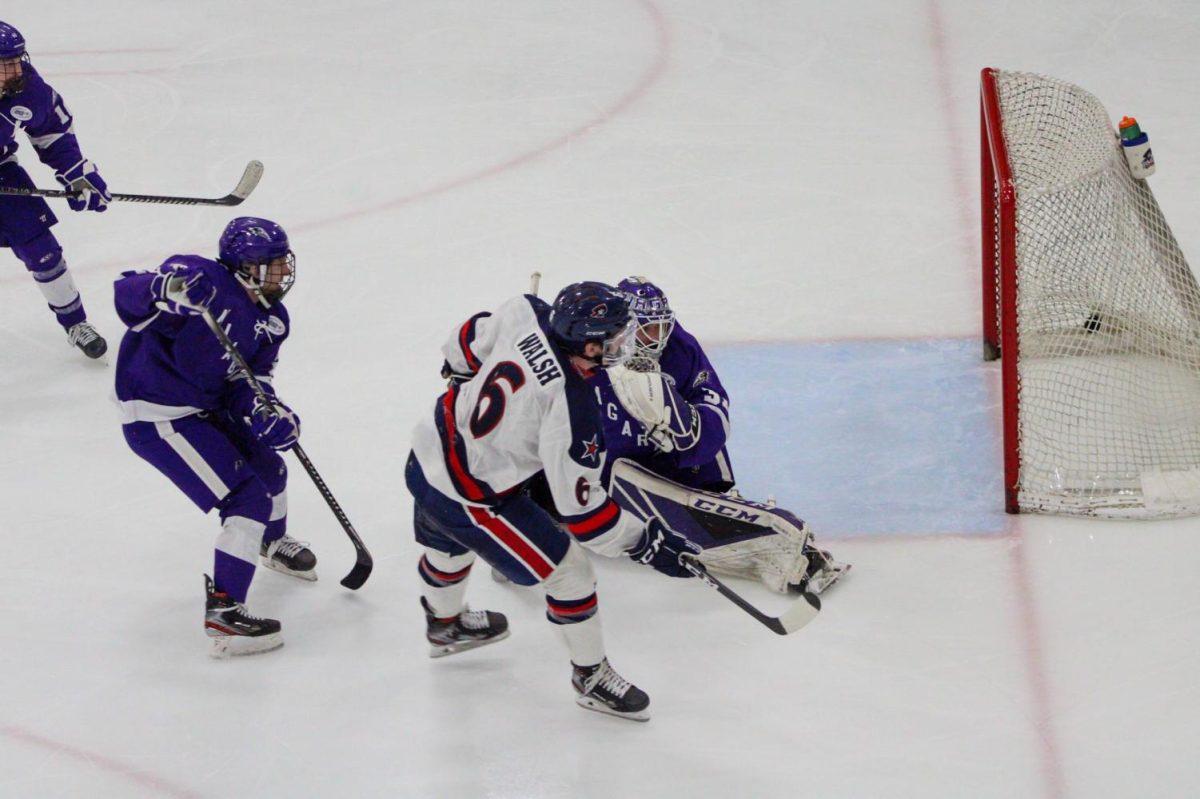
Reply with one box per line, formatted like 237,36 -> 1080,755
607,364 -> 701,453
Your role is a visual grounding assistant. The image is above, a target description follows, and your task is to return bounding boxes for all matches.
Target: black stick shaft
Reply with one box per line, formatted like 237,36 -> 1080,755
201,310 -> 373,590
681,555 -> 819,635
0,160 -> 263,207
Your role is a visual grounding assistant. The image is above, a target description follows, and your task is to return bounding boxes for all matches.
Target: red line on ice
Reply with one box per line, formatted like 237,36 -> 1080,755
925,4 -> 1065,798
291,0 -> 671,235
0,0 -> 670,286
1,725 -> 202,799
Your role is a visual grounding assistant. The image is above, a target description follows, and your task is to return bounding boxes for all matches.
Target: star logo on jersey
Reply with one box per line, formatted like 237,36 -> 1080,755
580,434 -> 601,462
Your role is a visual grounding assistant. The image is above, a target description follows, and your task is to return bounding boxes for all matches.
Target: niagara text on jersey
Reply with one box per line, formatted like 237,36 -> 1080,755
410,294 -> 644,556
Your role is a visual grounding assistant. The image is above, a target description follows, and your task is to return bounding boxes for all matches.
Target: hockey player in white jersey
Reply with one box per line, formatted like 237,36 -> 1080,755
406,281 -> 699,721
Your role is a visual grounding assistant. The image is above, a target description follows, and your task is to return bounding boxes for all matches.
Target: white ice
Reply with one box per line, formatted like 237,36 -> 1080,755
2,2 -> 1198,798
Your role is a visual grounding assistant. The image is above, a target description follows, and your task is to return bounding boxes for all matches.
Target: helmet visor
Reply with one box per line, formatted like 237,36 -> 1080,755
602,317 -> 638,367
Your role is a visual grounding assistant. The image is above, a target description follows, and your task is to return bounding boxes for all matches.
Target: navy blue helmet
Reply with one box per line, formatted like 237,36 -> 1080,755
0,22 -> 29,97
549,281 -> 632,361
218,217 -> 296,306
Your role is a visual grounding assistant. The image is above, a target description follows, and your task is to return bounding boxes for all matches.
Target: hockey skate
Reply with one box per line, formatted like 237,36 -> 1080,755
790,543 -> 851,596
422,596 -> 510,658
66,321 -> 107,359
204,575 -> 283,658
260,534 -> 318,581
572,659 -> 650,722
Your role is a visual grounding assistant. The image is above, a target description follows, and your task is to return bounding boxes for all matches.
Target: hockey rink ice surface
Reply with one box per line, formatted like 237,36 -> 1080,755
2,2 -> 1198,797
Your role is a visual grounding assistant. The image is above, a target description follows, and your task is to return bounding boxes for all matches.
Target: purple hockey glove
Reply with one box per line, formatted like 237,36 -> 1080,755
627,518 -> 700,578
55,159 -> 111,212
248,396 -> 301,451
151,264 -> 217,316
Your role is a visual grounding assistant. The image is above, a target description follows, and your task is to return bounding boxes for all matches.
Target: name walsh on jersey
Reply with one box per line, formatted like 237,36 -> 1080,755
516,331 -> 562,386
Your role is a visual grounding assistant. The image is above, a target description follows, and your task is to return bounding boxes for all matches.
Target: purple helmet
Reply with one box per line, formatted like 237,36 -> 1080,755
617,276 -> 675,363
549,281 -> 634,364
0,22 -> 29,97
218,217 -> 295,306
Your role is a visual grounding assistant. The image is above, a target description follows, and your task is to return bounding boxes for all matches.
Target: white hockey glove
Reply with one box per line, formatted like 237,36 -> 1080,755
608,364 -> 701,453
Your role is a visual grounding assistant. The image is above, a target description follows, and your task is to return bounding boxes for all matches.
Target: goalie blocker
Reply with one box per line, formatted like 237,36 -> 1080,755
608,459 -> 849,595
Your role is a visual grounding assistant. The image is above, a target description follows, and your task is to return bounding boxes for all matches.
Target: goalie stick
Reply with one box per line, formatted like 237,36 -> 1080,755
200,310 -> 373,590
681,553 -> 820,635
0,160 -> 264,207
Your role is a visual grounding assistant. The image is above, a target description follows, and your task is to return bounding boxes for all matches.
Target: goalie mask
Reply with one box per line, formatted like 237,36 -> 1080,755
218,216 -> 296,308
617,276 -> 675,367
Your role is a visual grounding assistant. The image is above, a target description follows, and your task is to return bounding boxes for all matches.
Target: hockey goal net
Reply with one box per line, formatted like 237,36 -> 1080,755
981,67 -> 1200,518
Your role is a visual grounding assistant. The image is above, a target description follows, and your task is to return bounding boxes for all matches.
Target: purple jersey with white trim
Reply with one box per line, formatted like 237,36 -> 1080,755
594,322 -> 734,489
0,64 -> 85,174
113,255 -> 289,422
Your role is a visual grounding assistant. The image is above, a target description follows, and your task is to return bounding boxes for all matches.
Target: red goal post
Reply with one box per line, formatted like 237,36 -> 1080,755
979,67 -> 1020,513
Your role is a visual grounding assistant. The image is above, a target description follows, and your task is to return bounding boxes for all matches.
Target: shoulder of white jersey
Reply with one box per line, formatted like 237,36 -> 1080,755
520,294 -> 607,468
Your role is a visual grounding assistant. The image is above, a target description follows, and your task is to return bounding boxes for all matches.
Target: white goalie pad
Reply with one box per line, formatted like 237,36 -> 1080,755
608,458 -> 812,594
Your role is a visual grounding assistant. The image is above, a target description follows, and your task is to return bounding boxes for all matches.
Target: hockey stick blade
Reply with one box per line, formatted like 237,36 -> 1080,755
682,554 -> 820,635
200,311 -> 373,590
0,160 -> 264,206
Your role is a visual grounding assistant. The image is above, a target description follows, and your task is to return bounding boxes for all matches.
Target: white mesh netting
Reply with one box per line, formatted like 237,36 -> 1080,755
993,70 -> 1200,517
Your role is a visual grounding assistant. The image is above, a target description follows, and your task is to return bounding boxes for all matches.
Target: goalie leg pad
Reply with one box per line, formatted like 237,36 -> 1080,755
608,458 -> 814,594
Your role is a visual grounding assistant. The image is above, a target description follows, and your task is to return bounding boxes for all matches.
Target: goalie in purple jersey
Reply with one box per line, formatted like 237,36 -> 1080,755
0,22 -> 110,358
600,277 -> 850,595
114,217 -> 314,657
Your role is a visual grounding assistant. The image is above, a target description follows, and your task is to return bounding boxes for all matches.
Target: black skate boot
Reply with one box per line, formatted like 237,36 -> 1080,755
66,321 -> 107,359
789,543 -> 851,595
572,659 -> 650,722
204,575 -> 283,658
260,535 -> 318,581
422,596 -> 509,658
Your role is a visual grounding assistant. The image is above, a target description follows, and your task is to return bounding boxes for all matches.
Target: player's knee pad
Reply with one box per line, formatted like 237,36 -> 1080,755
11,231 -> 64,277
218,475 -> 272,526
541,540 -> 596,602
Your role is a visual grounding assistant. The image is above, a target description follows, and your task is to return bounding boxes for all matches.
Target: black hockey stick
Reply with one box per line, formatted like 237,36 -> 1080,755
681,554 -> 820,635
0,160 -> 263,207
201,310 -> 373,590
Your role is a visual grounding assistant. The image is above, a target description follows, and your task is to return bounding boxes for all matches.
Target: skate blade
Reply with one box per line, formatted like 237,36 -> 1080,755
260,556 -> 318,582
208,632 -> 284,659
428,629 -> 511,658
574,695 -> 650,722
809,562 -> 852,595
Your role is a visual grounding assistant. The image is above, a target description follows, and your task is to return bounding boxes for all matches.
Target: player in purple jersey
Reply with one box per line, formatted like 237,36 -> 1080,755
0,22 -> 110,358
602,277 -> 850,595
593,277 -> 735,491
114,217 -> 314,657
